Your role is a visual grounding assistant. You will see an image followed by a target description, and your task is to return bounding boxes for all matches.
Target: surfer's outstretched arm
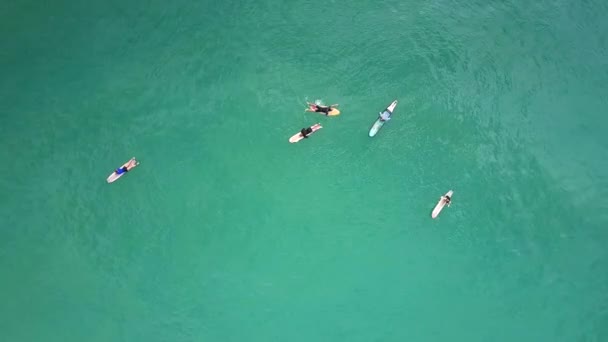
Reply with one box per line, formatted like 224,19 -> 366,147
126,158 -> 138,170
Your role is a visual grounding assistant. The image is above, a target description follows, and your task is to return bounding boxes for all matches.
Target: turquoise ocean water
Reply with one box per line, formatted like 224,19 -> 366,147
1,0 -> 607,341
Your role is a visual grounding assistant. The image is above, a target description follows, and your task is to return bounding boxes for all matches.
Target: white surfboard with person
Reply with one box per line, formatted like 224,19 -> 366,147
431,190 -> 453,219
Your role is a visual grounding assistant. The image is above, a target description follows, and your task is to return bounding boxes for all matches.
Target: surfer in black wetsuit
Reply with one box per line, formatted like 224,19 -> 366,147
300,127 -> 313,138
306,102 -> 338,116
444,195 -> 451,206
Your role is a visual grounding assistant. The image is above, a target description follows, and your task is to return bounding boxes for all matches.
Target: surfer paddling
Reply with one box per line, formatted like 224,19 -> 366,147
306,102 -> 338,116
107,157 -> 139,183
115,158 -> 138,175
431,190 -> 453,219
289,123 -> 322,143
443,194 -> 451,206
379,110 -> 391,122
299,124 -> 321,139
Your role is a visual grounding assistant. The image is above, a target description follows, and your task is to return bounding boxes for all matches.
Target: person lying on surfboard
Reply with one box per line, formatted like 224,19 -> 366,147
300,126 -> 314,138
115,158 -> 138,176
444,194 -> 451,206
306,102 -> 338,116
379,110 -> 391,122
289,124 -> 322,143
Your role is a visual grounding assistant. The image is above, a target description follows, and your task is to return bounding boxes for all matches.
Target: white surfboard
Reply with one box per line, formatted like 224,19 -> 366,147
431,190 -> 453,219
106,172 -> 124,183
